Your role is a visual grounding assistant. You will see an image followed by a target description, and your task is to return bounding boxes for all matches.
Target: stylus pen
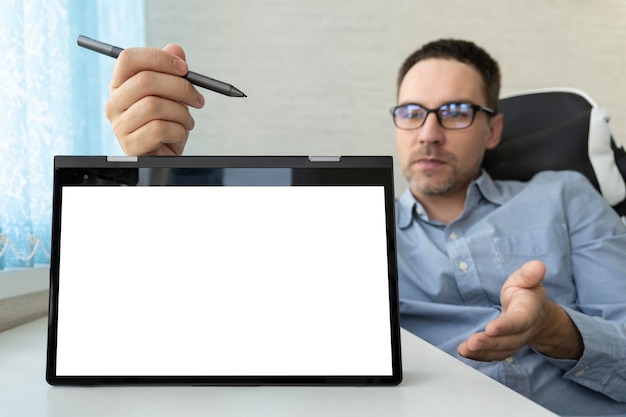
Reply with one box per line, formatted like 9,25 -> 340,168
77,35 -> 247,98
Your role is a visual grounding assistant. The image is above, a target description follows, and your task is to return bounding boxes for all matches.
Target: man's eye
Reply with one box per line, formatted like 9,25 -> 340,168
441,105 -> 469,118
406,111 -> 424,119
401,106 -> 426,119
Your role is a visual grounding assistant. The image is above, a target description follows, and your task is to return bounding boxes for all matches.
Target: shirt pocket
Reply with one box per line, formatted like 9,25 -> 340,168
492,224 -> 574,294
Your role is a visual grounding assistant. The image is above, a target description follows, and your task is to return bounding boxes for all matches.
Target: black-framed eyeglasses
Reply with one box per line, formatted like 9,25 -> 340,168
390,102 -> 496,130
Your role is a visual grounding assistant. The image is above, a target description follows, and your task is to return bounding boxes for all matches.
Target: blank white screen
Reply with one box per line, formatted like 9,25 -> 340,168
56,185 -> 392,376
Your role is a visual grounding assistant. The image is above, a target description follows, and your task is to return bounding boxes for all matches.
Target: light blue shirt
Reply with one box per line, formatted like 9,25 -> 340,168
396,170 -> 626,417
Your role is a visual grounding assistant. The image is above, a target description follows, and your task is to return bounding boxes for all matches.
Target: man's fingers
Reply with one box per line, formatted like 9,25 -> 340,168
108,71 -> 204,117
110,47 -> 188,90
466,332 -> 525,352
119,121 -> 189,156
116,95 -> 196,135
458,341 -> 518,361
505,260 -> 547,290
162,43 -> 187,61
459,332 -> 526,361
484,310 -> 533,337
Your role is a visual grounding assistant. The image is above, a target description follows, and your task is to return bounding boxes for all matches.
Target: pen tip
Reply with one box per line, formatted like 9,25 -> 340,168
230,86 -> 246,98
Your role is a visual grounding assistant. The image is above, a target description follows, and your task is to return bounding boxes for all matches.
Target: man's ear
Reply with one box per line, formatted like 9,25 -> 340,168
486,113 -> 504,150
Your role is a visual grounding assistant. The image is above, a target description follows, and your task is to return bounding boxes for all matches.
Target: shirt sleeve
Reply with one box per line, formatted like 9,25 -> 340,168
554,171 -> 626,402
559,307 -> 626,402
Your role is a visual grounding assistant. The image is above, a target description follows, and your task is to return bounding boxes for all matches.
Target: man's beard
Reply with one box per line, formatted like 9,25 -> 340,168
409,170 -> 461,195
404,147 -> 476,196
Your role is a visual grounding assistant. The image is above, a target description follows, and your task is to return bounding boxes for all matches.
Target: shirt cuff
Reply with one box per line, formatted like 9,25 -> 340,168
542,306 -> 626,402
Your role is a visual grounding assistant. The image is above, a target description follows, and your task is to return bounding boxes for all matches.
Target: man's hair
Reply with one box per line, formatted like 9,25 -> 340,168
397,39 -> 501,112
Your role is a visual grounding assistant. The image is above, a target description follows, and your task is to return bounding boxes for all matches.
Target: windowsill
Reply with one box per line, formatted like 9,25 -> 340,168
0,267 -> 49,332
0,266 -> 49,301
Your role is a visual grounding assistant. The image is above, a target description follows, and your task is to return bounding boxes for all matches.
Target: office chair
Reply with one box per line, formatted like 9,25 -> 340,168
483,87 -> 626,223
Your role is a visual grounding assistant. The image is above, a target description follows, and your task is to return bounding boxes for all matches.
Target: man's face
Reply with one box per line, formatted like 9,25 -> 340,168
395,58 -> 503,198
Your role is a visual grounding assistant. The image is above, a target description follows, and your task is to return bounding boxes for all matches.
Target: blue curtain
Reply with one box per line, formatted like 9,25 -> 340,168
0,0 -> 145,270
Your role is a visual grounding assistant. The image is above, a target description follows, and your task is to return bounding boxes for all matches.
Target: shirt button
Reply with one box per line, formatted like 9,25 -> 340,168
505,357 -> 515,364
458,261 -> 469,271
574,370 -> 586,378
449,232 -> 459,241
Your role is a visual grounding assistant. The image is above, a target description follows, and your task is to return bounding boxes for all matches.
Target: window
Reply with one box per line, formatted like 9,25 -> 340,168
0,0 -> 145,270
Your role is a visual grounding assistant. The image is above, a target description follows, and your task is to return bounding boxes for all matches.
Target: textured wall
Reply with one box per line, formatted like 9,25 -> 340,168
145,0 -> 626,195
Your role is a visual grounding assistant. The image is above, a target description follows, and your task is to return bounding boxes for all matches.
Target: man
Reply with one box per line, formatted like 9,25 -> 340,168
106,39 -> 626,416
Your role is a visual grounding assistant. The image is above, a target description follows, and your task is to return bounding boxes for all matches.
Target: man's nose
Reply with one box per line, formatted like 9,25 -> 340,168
417,112 -> 444,145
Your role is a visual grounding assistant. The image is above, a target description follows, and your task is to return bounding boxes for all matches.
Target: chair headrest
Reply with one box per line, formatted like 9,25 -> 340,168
482,88 -> 626,216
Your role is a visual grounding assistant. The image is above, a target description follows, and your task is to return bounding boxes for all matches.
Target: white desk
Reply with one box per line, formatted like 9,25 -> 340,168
0,318 -> 556,417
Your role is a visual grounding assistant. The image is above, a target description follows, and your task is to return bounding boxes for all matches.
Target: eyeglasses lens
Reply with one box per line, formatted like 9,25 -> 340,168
439,103 -> 474,129
393,103 -> 477,130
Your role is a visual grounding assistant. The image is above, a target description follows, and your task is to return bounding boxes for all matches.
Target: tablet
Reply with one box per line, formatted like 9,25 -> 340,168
46,155 -> 402,385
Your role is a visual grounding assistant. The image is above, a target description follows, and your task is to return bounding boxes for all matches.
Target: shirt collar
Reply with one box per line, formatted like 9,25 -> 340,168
473,170 -> 508,206
396,187 -> 420,229
396,170 -> 506,229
